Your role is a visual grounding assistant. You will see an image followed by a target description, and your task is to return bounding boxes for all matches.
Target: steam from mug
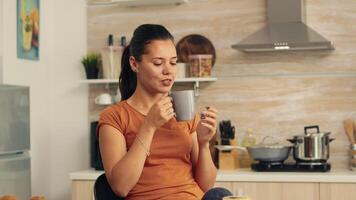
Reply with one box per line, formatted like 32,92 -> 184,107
171,90 -> 195,121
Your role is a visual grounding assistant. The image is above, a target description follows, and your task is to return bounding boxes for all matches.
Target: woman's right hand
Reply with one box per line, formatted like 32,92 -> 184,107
145,95 -> 175,128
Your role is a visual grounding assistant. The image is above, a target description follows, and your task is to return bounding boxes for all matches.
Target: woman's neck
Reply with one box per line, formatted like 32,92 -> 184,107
127,85 -> 165,115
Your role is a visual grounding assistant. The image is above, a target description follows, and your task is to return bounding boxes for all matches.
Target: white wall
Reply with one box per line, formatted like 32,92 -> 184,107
0,0 -> 3,83
2,0 -> 89,199
48,0 -> 89,199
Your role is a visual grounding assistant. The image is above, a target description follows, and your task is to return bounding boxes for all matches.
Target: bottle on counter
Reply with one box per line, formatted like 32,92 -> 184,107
240,128 -> 256,167
101,35 -> 126,79
242,128 -> 256,147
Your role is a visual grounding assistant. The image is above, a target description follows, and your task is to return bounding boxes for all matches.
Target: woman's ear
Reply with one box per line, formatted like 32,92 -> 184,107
129,56 -> 138,72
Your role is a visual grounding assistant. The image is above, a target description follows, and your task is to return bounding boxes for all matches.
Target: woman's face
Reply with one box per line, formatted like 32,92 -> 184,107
131,39 -> 177,94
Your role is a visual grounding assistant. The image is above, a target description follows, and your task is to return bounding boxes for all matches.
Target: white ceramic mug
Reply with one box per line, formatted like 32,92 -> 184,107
95,93 -> 113,105
171,90 -> 195,121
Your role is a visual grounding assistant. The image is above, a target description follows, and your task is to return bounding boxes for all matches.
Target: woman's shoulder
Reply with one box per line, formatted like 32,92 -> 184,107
100,100 -> 130,118
97,101 -> 131,135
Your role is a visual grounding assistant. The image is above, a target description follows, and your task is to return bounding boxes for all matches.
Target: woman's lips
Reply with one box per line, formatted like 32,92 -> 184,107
161,79 -> 172,86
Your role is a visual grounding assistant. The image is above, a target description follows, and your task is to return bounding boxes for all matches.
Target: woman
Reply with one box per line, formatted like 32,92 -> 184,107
98,24 -> 226,200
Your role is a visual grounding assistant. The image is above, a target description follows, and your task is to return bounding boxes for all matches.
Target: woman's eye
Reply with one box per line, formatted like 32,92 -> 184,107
153,63 -> 162,66
170,62 -> 177,66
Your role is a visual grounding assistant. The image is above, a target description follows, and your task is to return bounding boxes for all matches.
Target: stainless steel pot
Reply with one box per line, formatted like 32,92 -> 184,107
287,125 -> 335,163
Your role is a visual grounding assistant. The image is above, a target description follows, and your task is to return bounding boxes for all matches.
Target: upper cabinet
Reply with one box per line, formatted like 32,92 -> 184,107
87,0 -> 206,6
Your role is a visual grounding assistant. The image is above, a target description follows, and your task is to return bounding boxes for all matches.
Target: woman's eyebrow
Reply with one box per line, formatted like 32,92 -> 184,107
151,56 -> 177,60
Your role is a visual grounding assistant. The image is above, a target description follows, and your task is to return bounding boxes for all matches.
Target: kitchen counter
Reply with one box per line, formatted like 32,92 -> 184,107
70,168 -> 356,183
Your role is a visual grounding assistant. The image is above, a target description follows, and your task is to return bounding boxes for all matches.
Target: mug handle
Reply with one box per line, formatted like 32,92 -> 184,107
94,96 -> 100,104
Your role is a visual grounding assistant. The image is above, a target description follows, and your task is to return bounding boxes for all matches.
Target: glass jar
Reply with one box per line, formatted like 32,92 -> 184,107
188,54 -> 212,77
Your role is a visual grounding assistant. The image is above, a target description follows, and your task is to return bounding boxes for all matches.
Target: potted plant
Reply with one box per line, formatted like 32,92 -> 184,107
81,53 -> 100,79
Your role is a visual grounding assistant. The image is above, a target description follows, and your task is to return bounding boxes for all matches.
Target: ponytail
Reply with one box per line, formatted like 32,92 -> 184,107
118,24 -> 174,101
119,44 -> 136,101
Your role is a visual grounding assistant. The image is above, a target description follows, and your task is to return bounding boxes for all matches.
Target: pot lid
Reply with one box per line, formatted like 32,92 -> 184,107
295,131 -> 331,137
294,125 -> 331,137
249,136 -> 291,149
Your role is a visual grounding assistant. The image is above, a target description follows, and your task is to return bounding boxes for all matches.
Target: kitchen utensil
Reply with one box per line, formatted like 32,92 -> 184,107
344,119 -> 355,144
288,125 -> 335,163
247,141 -> 291,163
219,120 -> 235,140
218,120 -> 236,153
215,136 -> 292,164
215,145 -> 247,151
244,136 -> 292,163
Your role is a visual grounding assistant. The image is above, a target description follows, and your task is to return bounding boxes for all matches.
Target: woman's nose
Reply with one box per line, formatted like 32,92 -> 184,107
163,63 -> 174,74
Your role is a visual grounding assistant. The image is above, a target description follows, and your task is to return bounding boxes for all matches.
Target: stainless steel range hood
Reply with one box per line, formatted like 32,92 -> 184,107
232,0 -> 334,52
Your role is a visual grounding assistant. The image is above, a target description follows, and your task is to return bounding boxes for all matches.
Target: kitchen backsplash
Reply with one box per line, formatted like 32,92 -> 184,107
87,0 -> 356,169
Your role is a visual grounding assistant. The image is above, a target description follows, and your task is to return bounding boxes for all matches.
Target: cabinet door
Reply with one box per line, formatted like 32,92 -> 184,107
281,183 -> 319,200
214,181 -> 233,192
320,183 -> 356,200
231,182 -> 319,200
72,180 -> 95,200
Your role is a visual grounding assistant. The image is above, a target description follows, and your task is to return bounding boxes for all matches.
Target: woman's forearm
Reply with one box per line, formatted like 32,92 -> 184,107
194,143 -> 217,192
110,122 -> 156,196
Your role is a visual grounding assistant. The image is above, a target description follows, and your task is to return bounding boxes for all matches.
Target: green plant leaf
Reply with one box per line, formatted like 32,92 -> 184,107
81,53 -> 100,69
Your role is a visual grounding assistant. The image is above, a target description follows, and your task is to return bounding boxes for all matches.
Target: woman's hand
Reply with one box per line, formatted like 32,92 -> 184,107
196,107 -> 218,146
145,95 -> 175,128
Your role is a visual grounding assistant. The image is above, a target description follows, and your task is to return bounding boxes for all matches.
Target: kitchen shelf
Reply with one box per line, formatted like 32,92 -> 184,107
80,77 -> 217,96
87,0 -> 189,6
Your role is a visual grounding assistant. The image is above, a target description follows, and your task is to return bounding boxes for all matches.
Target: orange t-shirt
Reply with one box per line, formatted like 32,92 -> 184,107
98,100 -> 204,200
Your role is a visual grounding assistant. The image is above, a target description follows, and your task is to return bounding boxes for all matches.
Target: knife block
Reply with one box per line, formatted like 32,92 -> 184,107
218,139 -> 241,169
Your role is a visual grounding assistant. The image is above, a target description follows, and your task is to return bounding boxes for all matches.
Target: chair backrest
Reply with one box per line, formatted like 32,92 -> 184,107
94,173 -> 125,200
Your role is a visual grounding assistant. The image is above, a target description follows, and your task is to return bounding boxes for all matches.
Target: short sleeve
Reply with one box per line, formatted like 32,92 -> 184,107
187,113 -> 200,134
96,106 -> 125,137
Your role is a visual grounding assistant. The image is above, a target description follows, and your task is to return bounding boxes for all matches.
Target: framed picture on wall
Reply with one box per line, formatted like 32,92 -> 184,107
17,0 -> 40,60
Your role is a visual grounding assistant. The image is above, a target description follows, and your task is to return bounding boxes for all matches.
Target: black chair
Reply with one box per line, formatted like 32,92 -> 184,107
94,173 -> 125,200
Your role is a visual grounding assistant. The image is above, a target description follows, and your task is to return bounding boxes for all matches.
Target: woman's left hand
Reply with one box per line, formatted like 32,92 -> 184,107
196,107 -> 218,146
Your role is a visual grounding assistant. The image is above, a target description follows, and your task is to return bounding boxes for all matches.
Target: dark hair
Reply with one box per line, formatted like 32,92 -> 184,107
119,24 -> 174,100
176,34 -> 216,66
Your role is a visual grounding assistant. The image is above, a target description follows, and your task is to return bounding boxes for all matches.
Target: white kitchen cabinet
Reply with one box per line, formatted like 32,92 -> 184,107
214,181 -> 233,192
320,183 -> 356,200
229,182 -> 319,200
72,180 -> 322,200
71,180 -> 95,200
70,167 -> 356,200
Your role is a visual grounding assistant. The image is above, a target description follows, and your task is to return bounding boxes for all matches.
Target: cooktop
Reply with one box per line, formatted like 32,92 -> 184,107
251,162 -> 331,172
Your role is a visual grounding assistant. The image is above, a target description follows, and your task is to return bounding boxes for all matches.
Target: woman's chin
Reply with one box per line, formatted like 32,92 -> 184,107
157,86 -> 172,93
